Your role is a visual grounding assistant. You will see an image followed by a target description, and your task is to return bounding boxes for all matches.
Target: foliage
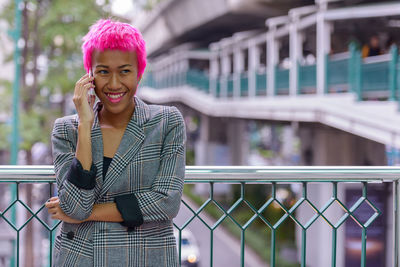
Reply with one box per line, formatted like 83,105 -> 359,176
0,0 -> 123,158
0,79 -> 12,151
19,110 -> 48,150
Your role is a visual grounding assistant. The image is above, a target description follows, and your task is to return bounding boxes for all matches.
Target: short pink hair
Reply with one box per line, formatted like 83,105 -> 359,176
82,19 -> 146,78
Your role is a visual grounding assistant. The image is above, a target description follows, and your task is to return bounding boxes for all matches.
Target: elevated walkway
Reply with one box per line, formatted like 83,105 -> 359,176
139,86 -> 400,148
140,1 -> 400,150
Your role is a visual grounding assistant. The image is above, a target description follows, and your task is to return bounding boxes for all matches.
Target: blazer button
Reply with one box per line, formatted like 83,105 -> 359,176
67,231 -> 74,240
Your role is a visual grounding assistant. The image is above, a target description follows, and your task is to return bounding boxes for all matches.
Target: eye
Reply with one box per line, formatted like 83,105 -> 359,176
97,70 -> 108,74
121,69 -> 131,74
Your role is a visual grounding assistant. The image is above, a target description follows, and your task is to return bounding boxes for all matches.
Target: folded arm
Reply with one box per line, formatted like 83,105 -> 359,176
52,118 -> 98,221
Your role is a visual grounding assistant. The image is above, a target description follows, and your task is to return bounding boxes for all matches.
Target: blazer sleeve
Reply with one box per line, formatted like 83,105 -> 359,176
51,118 -> 97,221
115,106 -> 186,226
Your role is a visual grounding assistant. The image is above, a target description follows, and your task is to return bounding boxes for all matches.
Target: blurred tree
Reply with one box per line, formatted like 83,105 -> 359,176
0,80 -> 12,152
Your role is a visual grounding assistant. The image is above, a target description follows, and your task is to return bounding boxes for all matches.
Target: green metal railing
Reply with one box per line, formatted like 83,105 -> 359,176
256,71 -> 267,96
1,166 -> 400,267
275,66 -> 290,95
186,69 -> 209,93
298,63 -> 317,94
327,57 -> 349,93
143,43 -> 400,104
240,73 -> 248,97
227,74 -> 234,97
361,60 -> 390,93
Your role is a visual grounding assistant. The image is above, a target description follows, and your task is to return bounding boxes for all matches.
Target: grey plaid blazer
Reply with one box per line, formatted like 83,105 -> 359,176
51,96 -> 186,267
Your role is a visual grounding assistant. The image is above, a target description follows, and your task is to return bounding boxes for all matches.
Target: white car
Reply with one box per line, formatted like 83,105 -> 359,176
174,229 -> 200,267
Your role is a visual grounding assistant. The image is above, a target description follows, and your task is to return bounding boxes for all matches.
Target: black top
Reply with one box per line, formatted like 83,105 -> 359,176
66,156 -> 144,230
103,156 -> 112,179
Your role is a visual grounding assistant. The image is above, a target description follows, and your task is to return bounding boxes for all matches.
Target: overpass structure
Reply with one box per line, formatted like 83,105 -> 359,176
138,0 -> 400,153
134,1 -> 400,267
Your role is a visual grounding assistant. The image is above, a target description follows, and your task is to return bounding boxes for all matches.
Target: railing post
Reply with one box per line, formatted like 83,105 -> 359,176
267,30 -> 279,97
289,14 -> 302,96
209,46 -> 219,97
316,8 -> 331,95
233,46 -> 244,99
349,42 -> 355,92
349,42 -> 362,101
325,54 -> 329,94
355,50 -> 362,101
349,43 -> 362,101
389,44 -> 398,101
248,41 -> 258,98
221,52 -> 231,98
394,180 -> 399,267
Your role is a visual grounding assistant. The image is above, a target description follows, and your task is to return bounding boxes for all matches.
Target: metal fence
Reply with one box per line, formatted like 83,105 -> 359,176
0,166 -> 399,267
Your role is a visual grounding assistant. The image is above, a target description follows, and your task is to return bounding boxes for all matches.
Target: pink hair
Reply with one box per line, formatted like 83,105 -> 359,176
82,19 -> 146,78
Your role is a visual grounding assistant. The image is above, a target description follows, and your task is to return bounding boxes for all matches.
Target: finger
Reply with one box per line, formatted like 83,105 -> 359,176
75,84 -> 93,100
45,201 -> 59,208
79,75 -> 94,85
80,84 -> 94,98
76,73 -> 90,85
89,94 -> 96,109
47,206 -> 57,212
45,201 -> 53,208
75,76 -> 94,95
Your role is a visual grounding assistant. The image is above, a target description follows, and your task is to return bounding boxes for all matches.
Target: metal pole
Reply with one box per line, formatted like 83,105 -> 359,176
11,0 -> 22,165
8,0 -> 23,266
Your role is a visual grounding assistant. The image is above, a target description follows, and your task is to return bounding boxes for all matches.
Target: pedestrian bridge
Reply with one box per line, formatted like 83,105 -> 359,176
139,1 -> 400,150
0,166 -> 399,267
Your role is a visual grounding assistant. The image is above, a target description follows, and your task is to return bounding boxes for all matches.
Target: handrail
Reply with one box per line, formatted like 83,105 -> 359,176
363,53 -> 391,64
1,165 -> 400,182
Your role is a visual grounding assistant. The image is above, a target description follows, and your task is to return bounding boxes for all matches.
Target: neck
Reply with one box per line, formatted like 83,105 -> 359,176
99,102 -> 135,129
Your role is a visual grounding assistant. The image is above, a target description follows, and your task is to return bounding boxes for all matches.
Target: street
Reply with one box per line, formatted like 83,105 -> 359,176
174,196 -> 267,267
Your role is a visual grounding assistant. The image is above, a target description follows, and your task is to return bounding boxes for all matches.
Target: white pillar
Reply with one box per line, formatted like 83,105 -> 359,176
172,60 -> 179,87
167,63 -> 172,88
195,114 -> 210,165
221,52 -> 231,98
289,16 -> 303,96
233,46 -> 244,99
182,58 -> 189,86
209,50 -> 219,97
248,41 -> 260,98
178,59 -> 185,86
267,29 -> 279,97
316,7 -> 331,95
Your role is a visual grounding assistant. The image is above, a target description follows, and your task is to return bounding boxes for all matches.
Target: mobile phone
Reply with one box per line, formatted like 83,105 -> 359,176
88,69 -> 98,102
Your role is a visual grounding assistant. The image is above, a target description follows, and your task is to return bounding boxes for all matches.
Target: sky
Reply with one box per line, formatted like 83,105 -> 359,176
111,0 -> 137,18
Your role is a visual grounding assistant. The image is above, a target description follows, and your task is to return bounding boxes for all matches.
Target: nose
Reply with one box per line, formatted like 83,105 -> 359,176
108,73 -> 122,90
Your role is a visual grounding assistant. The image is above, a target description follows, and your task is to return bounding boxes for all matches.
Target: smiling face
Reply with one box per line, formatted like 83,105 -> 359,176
92,49 -> 140,119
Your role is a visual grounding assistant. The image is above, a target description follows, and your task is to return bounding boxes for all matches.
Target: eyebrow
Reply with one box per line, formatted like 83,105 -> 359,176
95,64 -> 132,69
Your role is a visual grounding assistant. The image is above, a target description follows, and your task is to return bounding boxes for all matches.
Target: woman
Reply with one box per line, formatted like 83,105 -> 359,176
45,19 -> 186,266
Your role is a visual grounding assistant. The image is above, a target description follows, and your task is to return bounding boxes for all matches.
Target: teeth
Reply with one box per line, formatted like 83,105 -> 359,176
107,93 -> 124,99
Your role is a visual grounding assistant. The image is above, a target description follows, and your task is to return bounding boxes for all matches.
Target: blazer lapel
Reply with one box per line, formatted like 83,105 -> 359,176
99,96 -> 150,197
91,102 -> 104,195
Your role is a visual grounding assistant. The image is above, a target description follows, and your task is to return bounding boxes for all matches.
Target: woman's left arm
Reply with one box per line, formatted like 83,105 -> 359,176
46,196 -> 123,223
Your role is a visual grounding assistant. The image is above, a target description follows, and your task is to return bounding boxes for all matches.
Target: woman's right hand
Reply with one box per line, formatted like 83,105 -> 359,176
73,73 -> 95,125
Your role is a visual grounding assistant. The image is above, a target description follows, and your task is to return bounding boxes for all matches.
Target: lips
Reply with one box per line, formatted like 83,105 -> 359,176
105,92 -> 126,103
